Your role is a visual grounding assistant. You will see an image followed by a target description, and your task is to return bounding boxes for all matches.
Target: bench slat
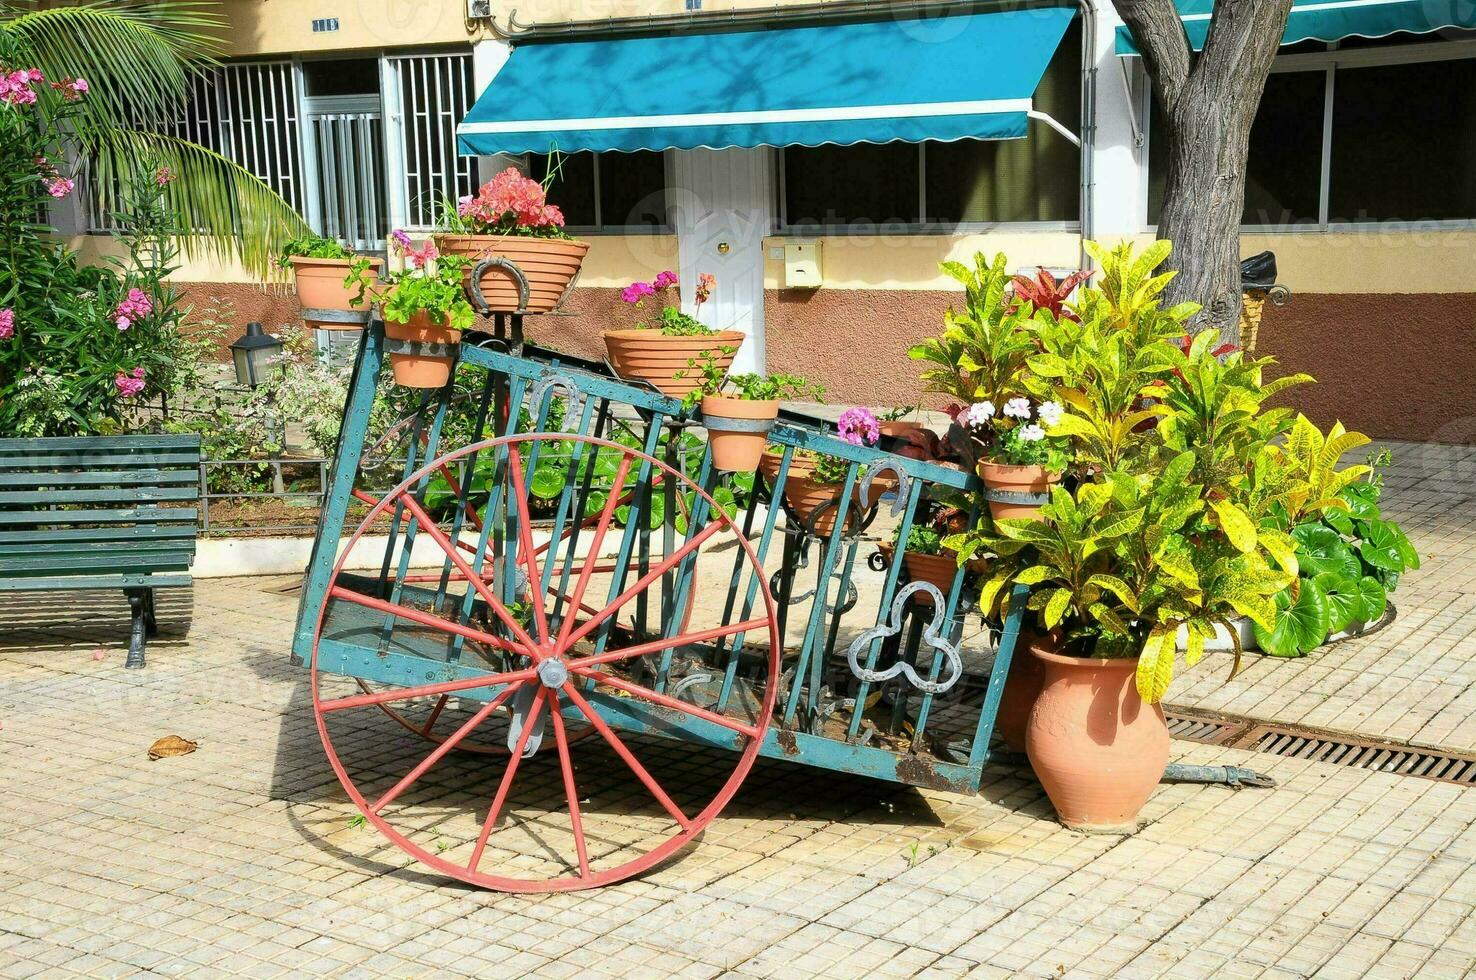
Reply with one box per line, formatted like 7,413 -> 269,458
0,540 -> 196,559
0,572 -> 191,591
0,525 -> 197,544
0,487 -> 198,505
0,469 -> 200,488
0,452 -> 201,470
1,552 -> 194,575
0,435 -> 202,453
0,506 -> 198,525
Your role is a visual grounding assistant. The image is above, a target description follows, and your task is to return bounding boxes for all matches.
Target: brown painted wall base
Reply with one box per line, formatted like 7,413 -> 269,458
174,282 -> 1476,445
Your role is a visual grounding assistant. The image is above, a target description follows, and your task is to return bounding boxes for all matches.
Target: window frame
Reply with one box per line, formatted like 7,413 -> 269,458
1143,36 -> 1476,233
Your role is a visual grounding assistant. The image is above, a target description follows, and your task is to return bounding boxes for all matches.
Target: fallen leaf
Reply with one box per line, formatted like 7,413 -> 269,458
147,735 -> 198,761
92,649 -> 107,662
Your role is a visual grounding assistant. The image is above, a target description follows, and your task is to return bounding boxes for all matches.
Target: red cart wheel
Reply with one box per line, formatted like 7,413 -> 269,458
312,433 -> 780,891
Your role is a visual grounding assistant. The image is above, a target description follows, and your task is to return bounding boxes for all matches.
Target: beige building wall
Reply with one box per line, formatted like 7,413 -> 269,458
215,0 -> 481,57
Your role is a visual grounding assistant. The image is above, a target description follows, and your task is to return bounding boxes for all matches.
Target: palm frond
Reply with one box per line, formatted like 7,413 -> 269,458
3,1 -> 223,138
92,129 -> 308,277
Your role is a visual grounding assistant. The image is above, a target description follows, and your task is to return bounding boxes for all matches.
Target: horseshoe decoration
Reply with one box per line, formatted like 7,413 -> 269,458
846,583 -> 963,695
529,373 -> 584,432
859,459 -> 912,514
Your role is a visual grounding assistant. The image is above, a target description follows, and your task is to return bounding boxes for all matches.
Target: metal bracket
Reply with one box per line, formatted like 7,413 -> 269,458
381,338 -> 459,358
300,307 -> 371,326
982,488 -> 1050,506
846,583 -> 963,695
701,415 -> 776,434
506,683 -> 547,757
548,266 -> 581,316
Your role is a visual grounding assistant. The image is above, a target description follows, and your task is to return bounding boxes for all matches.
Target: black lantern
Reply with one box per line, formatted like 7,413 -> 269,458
230,321 -> 283,387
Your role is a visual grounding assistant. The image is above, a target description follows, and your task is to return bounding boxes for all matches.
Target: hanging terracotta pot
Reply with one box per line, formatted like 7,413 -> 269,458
701,395 -> 778,472
977,461 -> 1060,520
383,311 -> 460,389
434,235 -> 588,314
1025,639 -> 1169,831
604,330 -> 747,398
758,452 -> 895,537
291,256 -> 381,324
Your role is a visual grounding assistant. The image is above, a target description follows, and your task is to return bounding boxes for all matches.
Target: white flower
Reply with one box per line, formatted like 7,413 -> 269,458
1037,400 -> 1064,428
1003,397 -> 1032,420
964,401 -> 995,427
1019,424 -> 1046,443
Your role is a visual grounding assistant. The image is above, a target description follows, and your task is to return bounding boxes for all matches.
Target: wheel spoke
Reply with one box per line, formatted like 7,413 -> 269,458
468,692 -> 546,873
421,695 -> 449,736
328,586 -> 521,657
318,666 -> 535,713
507,447 -> 551,646
563,520 -> 724,650
561,681 -> 691,830
568,617 -> 771,673
556,456 -> 631,649
369,684 -> 519,814
395,493 -> 542,654
575,668 -> 760,739
545,689 -> 591,879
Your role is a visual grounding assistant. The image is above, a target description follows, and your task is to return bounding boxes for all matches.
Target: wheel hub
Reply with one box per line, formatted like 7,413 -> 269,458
537,658 -> 570,689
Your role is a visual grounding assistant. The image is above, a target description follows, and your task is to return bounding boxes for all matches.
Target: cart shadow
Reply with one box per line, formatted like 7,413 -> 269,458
0,587 -> 196,659
249,650 -> 1008,886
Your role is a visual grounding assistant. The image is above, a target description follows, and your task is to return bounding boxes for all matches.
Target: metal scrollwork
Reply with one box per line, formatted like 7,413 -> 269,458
529,373 -> 584,432
846,583 -> 963,695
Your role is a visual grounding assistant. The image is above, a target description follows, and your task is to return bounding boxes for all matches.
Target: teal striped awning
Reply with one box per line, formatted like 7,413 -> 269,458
1116,0 -> 1476,54
459,8 -> 1077,155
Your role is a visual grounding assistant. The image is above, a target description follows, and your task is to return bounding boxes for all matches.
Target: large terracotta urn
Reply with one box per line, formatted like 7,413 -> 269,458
1024,640 -> 1169,831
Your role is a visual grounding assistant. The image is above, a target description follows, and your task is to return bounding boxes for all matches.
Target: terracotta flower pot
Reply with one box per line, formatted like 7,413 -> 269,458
977,461 -> 1060,520
604,330 -> 747,398
758,452 -> 895,536
1025,640 -> 1169,831
383,311 -> 461,389
701,395 -> 778,472
879,420 -> 924,439
291,256 -> 381,322
902,550 -> 961,603
994,636 -> 1045,753
434,234 -> 588,314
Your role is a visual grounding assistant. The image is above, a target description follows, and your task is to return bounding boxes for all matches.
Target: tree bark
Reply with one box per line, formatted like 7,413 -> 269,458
1115,0 -> 1293,345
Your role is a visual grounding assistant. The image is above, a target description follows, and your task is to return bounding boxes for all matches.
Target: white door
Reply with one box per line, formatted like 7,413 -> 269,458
669,148 -> 773,375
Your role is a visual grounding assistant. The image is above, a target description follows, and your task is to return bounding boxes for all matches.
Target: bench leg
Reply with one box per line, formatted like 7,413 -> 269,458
124,587 -> 151,669
143,589 -> 158,637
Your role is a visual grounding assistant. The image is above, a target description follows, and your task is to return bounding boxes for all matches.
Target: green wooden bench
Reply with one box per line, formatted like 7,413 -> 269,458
0,434 -> 202,668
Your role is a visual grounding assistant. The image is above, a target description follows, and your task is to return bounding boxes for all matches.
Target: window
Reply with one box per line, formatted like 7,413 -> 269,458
779,20 -> 1081,229
1148,70 -> 1324,226
1147,40 -> 1476,227
1328,58 -> 1476,222
527,150 -> 669,231
388,52 -> 478,229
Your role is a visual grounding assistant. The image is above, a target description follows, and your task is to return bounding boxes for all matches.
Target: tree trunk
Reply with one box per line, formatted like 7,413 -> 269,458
1115,0 -> 1294,346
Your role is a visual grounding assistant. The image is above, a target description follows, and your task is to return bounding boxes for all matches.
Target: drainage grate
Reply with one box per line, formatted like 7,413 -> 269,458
1236,726 -> 1476,786
1164,709 -> 1251,746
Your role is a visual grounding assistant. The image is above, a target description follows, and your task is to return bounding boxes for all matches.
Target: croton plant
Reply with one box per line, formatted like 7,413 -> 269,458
909,240 -> 1418,702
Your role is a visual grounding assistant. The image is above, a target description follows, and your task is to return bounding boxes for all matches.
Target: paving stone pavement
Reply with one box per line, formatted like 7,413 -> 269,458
3,566 -> 1476,979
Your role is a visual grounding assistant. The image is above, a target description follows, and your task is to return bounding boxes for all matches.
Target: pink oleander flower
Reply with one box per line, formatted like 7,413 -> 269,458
154,166 -> 175,186
695,272 -> 716,305
652,269 -> 678,290
51,76 -> 87,101
46,176 -> 75,199
115,367 -> 146,397
837,407 -> 880,447
0,308 -> 13,340
620,280 -> 656,304
1,68 -> 40,106
113,288 -> 153,332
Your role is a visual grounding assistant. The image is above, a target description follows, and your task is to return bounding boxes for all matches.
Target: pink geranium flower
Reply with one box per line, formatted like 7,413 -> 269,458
0,308 -> 14,340
652,270 -> 678,290
620,280 -> 656,304
457,167 -> 566,234
837,407 -> 881,447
